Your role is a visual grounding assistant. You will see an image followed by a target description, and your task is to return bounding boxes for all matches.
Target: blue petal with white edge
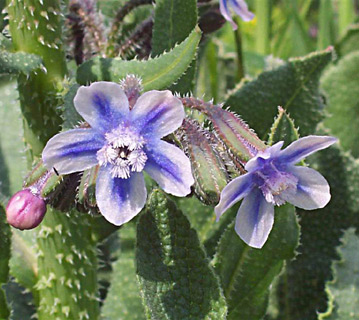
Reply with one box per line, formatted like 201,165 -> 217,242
144,140 -> 194,197
131,90 -> 184,139
235,188 -> 274,249
280,165 -> 331,210
42,128 -> 104,175
215,173 -> 254,221
74,82 -> 130,134
277,136 -> 337,164
219,0 -> 237,30
229,0 -> 255,22
96,167 -> 147,226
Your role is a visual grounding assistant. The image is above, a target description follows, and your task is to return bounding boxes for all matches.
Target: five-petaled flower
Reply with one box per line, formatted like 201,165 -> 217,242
42,81 -> 194,225
215,136 -> 337,249
219,0 -> 254,30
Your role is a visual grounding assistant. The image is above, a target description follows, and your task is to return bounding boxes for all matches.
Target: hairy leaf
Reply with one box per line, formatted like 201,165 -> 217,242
0,51 -> 43,75
321,51 -> 359,157
336,24 -> 359,57
268,107 -> 300,147
102,224 -> 145,320
0,204 -> 11,319
136,190 -> 227,319
319,228 -> 359,319
273,143 -> 359,320
226,48 -> 333,139
0,79 -> 26,197
77,28 -> 201,91
213,204 -> 299,320
152,0 -> 197,94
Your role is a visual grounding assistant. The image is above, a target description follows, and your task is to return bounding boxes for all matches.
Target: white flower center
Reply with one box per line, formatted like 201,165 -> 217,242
97,127 -> 147,179
256,163 -> 298,206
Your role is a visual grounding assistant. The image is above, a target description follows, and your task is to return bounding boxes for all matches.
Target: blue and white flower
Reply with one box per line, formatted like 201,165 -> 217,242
42,81 -> 194,225
219,0 -> 255,30
215,136 -> 337,249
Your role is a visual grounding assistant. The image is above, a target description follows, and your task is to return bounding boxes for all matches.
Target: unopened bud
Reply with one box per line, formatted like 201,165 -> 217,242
120,74 -> 143,108
181,97 -> 267,163
6,189 -> 47,230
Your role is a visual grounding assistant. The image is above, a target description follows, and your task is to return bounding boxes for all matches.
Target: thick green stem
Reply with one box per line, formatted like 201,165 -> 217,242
7,2 -> 100,320
338,0 -> 355,35
255,0 -> 271,55
7,0 -> 67,161
36,208 -> 99,320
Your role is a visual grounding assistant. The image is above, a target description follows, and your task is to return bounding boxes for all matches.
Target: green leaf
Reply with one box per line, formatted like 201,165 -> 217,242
0,204 -> 11,319
176,196 -> 237,259
319,228 -> 359,319
152,0 -> 198,94
225,48 -> 333,139
0,79 -> 27,197
4,281 -> 36,320
101,224 -> 145,320
268,106 -> 300,147
213,204 -> 299,320
9,230 -> 38,300
61,83 -> 82,130
151,0 -> 197,56
321,51 -> 359,157
77,28 -> 201,91
272,142 -> 359,320
136,190 -> 227,319
0,51 -> 44,75
336,24 -> 359,57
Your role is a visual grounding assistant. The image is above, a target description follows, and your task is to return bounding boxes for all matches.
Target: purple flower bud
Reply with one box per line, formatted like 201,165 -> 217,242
6,189 -> 47,230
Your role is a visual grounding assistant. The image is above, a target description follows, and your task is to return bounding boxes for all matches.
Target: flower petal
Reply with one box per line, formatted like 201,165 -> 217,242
96,168 -> 147,226
281,166 -> 331,210
229,0 -> 255,22
277,135 -> 337,164
42,128 -> 104,174
215,173 -> 254,221
74,82 -> 129,133
219,0 -> 238,30
235,188 -> 274,249
131,90 -> 185,138
245,141 -> 283,172
144,140 -> 194,197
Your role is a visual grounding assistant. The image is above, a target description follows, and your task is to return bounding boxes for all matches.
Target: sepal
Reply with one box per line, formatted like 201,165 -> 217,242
181,96 -> 267,163
176,118 -> 229,205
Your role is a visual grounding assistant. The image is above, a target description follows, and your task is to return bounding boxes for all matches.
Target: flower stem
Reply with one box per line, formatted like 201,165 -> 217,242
255,0 -> 272,55
233,17 -> 244,81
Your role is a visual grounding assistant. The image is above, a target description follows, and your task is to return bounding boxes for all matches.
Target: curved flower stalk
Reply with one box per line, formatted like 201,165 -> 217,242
215,136 -> 337,249
219,0 -> 255,30
42,81 -> 194,225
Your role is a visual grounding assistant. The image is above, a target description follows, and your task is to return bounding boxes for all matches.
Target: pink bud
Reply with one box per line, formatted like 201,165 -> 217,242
6,189 -> 46,230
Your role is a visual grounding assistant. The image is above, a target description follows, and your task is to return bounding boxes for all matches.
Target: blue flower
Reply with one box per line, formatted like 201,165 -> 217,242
42,81 -> 194,225
219,0 -> 254,30
215,136 -> 337,248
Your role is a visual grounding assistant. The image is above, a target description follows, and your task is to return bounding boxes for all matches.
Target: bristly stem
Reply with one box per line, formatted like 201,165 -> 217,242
7,0 -> 68,162
7,2 -> 100,320
255,0 -> 271,55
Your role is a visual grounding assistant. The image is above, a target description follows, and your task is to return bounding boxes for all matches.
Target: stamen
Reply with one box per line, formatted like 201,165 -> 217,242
97,126 -> 148,179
